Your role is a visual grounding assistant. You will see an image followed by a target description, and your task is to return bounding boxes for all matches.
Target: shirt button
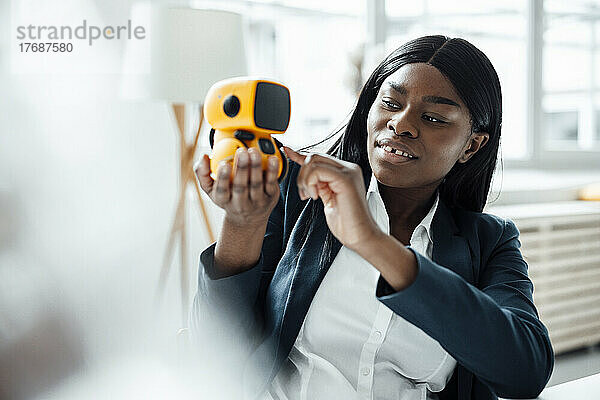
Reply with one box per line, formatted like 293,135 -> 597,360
362,367 -> 371,376
373,330 -> 382,339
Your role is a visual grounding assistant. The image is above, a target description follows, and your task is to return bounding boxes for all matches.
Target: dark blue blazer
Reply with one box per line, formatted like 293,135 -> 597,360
191,160 -> 554,400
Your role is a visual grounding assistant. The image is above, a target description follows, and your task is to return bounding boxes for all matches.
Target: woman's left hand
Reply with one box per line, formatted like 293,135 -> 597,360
282,146 -> 381,251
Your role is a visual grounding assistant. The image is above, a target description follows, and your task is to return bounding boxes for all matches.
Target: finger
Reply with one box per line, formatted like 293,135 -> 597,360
284,145 -> 348,170
296,159 -> 322,197
248,148 -> 264,202
295,153 -> 315,199
302,153 -> 346,169
300,154 -> 341,199
212,161 -> 232,204
231,148 -> 250,210
293,150 -> 346,199
301,162 -> 347,199
296,168 -> 309,200
317,181 -> 335,208
282,146 -> 307,165
194,154 -> 214,193
264,156 -> 280,197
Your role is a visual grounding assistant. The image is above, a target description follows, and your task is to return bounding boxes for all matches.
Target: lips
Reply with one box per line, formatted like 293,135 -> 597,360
375,138 -> 419,159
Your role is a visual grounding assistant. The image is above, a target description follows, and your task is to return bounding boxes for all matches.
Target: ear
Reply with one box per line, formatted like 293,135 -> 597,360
457,132 -> 489,164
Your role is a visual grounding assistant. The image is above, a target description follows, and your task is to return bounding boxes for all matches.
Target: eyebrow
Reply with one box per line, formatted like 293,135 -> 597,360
387,81 -> 461,108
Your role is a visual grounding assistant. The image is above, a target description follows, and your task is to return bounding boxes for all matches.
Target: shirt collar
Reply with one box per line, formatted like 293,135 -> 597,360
366,172 -> 439,243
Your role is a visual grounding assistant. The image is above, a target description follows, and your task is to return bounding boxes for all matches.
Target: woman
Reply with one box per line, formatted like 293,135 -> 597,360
190,35 -> 554,400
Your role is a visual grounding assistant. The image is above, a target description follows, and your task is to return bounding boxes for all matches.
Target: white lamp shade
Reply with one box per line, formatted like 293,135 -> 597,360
121,6 -> 247,103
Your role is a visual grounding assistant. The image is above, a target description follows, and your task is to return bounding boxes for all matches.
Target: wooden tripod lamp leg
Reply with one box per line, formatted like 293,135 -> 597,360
156,103 -> 216,325
155,104 -> 186,307
174,103 -> 189,323
155,190 -> 185,304
179,175 -> 189,323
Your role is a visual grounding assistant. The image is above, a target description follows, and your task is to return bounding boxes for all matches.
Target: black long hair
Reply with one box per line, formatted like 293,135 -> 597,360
294,35 -> 503,270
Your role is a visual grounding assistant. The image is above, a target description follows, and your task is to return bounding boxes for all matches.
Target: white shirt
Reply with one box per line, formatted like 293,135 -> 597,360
264,172 -> 456,400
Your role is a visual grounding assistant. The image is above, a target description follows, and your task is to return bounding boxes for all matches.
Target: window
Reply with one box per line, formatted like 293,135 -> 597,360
543,0 -> 600,152
192,0 -> 600,167
384,0 -> 528,160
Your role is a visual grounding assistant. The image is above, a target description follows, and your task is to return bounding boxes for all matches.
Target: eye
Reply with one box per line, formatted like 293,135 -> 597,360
422,114 -> 447,124
381,98 -> 401,110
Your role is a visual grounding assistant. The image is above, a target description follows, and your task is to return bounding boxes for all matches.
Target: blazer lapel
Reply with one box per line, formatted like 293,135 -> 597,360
278,200 -> 342,352
431,199 -> 474,400
431,199 -> 474,284
244,198 -> 342,399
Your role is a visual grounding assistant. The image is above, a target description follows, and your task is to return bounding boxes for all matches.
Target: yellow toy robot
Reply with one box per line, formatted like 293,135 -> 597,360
204,77 -> 290,183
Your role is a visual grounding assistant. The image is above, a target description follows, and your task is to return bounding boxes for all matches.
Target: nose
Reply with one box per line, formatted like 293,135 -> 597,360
387,112 -> 419,139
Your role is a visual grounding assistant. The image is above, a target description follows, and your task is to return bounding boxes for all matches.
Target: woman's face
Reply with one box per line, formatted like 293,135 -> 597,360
366,62 -> 489,190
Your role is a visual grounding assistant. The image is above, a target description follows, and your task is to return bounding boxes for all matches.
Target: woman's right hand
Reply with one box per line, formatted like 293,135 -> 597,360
195,147 -> 281,227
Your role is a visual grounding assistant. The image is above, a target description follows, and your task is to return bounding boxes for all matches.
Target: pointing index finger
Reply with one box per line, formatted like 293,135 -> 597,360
282,146 -> 307,164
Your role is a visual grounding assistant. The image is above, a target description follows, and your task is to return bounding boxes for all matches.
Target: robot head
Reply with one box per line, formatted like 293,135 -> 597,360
204,77 -> 290,134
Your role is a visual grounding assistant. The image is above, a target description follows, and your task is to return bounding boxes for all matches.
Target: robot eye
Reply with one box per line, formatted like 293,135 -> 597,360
223,95 -> 240,117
